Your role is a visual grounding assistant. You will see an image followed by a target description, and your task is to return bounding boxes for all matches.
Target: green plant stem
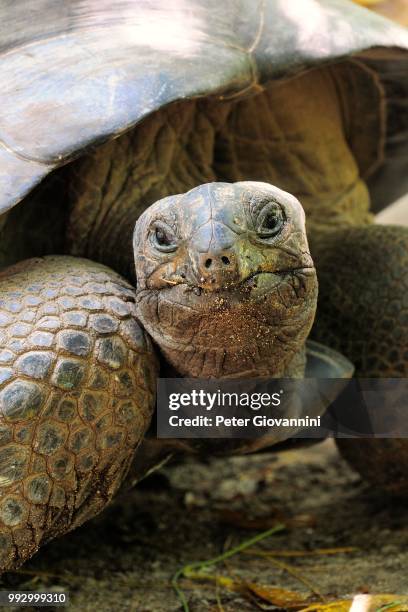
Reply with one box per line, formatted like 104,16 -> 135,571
171,523 -> 286,612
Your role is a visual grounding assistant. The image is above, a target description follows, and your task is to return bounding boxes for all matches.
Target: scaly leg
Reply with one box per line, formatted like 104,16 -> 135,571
0,256 -> 157,570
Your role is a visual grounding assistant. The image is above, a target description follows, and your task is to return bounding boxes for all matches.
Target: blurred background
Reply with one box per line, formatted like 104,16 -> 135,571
354,1 -> 407,226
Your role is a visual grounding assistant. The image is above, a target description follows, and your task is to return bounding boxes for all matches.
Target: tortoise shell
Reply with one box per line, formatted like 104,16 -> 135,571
0,0 -> 407,221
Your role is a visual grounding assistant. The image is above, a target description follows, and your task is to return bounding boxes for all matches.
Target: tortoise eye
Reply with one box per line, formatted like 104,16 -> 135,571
151,221 -> 178,252
257,202 -> 286,238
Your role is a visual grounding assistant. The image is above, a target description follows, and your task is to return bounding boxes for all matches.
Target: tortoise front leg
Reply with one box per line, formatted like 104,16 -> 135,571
0,256 -> 157,571
310,224 -> 408,495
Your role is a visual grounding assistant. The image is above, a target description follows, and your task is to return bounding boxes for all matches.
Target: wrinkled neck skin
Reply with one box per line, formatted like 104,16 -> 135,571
133,182 -> 318,379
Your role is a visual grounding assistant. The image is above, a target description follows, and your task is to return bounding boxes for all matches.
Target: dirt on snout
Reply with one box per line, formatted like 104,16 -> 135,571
1,440 -> 408,612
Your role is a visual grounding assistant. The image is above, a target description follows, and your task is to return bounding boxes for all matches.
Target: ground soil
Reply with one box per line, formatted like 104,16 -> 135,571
1,439 -> 407,612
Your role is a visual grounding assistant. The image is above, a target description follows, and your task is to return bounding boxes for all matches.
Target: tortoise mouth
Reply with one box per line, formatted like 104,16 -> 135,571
136,266 -> 316,313
182,266 -> 316,298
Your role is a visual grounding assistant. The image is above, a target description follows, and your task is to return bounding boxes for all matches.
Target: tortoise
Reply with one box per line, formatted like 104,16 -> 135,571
0,0 -> 407,571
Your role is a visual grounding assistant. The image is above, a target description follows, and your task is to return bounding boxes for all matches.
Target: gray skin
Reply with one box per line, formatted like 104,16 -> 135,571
134,181 -> 318,379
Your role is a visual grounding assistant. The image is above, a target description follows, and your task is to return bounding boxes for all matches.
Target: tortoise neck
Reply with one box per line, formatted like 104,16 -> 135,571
159,342 -> 307,379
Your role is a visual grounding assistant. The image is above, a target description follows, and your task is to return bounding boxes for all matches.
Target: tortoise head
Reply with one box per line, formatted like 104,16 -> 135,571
133,181 -> 318,378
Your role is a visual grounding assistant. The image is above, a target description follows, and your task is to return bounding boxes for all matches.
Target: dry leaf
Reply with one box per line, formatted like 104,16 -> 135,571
300,594 -> 408,612
245,583 -> 313,609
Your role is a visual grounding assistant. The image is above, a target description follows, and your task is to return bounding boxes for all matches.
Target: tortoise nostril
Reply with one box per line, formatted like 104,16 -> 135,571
201,255 -> 232,274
